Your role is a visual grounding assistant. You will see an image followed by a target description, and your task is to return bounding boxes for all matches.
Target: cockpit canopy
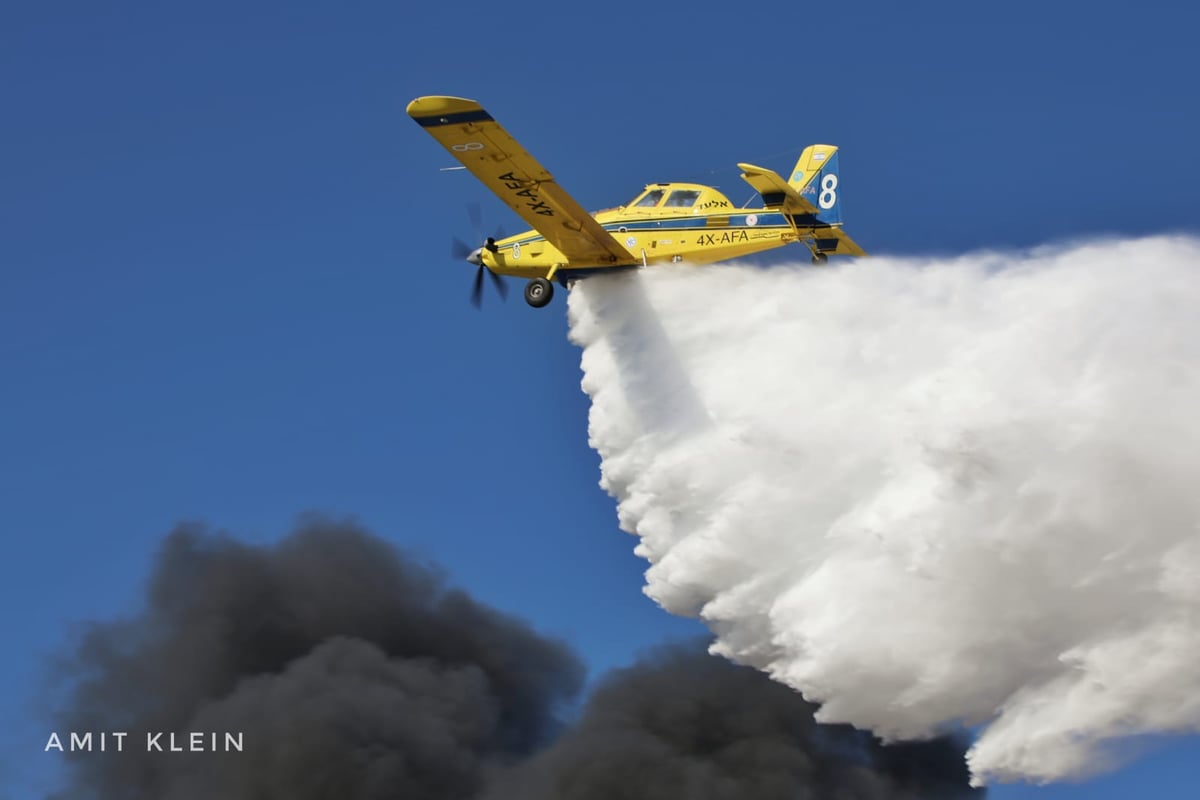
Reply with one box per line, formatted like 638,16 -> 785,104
624,183 -> 731,213
630,187 -> 701,208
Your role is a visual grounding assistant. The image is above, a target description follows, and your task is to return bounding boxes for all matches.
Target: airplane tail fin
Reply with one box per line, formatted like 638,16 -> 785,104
788,144 -> 842,225
741,144 -> 867,258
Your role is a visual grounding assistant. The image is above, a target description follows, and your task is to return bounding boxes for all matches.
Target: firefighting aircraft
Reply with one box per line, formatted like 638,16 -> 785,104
407,95 -> 866,308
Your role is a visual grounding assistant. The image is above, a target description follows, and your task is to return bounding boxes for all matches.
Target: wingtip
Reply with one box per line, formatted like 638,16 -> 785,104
406,95 -> 482,118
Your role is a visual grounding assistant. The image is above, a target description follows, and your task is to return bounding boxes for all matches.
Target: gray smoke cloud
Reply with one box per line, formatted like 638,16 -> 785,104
49,517 -> 584,800
484,644 -> 981,800
50,518 -> 981,799
567,236 -> 1200,784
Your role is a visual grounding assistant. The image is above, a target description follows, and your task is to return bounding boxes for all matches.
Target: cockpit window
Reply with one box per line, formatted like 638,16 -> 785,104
664,190 -> 701,208
632,189 -> 665,207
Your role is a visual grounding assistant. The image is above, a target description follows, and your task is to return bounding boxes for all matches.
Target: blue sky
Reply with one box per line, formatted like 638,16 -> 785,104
3,1 -> 1199,796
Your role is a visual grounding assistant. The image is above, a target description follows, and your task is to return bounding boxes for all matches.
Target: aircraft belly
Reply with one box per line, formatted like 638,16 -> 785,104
487,225 -> 791,276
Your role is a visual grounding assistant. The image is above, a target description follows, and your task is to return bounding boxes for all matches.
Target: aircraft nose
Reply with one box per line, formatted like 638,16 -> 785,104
466,247 -> 483,266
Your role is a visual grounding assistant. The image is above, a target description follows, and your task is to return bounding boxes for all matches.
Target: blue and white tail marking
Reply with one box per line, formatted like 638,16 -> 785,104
789,144 -> 842,226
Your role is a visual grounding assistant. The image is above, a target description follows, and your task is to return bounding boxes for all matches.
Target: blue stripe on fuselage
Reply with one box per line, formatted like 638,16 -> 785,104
501,213 -> 796,247
602,212 -> 791,232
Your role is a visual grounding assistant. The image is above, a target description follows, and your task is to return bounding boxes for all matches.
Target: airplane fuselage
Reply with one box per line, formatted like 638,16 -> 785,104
480,182 -> 798,282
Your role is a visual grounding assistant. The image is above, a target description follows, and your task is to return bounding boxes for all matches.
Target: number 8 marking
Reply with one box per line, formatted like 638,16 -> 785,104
818,174 -> 838,209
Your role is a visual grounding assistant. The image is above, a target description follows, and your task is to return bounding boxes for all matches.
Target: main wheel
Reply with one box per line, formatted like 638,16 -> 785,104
811,252 -> 828,265
524,277 -> 554,308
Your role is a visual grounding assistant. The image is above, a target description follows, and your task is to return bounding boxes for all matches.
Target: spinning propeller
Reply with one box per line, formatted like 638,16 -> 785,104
453,203 -> 508,308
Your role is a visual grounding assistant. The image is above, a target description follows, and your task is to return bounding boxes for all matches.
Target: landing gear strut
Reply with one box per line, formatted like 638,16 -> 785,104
811,252 -> 829,265
525,277 -> 554,308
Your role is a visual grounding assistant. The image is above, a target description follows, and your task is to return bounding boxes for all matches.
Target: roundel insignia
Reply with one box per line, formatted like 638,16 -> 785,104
626,236 -> 637,247
746,214 -> 758,227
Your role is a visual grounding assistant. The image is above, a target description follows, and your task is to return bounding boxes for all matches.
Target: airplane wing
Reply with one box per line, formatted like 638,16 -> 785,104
407,96 -> 634,267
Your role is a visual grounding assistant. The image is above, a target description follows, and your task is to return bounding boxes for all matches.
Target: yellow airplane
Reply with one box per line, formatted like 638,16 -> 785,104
407,95 -> 866,308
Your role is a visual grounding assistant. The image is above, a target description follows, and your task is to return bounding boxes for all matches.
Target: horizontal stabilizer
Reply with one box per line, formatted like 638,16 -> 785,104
825,225 -> 867,257
799,224 -> 867,257
738,163 -> 819,215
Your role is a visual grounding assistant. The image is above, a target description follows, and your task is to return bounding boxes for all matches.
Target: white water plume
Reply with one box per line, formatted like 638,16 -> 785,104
567,237 -> 1200,785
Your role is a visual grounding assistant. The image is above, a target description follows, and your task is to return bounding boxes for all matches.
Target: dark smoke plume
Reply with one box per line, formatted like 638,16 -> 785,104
483,645 -> 982,800
50,516 -> 584,800
50,518 -> 982,799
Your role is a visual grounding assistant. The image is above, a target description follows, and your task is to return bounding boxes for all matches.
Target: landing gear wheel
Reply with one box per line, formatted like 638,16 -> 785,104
525,277 -> 554,308
811,252 -> 829,265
